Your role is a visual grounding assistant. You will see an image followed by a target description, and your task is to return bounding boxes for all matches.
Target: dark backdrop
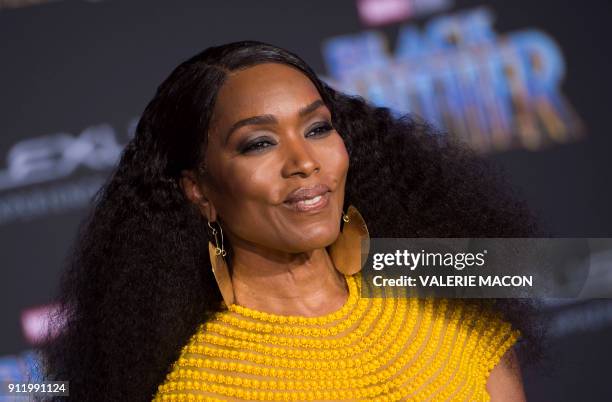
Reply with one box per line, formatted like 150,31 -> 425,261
1,0 -> 610,400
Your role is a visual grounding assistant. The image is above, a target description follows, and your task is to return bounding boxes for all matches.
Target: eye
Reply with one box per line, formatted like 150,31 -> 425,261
307,122 -> 334,137
240,138 -> 275,154
239,122 -> 334,154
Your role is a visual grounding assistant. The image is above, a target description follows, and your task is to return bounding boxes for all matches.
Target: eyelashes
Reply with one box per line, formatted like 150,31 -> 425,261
239,122 -> 334,154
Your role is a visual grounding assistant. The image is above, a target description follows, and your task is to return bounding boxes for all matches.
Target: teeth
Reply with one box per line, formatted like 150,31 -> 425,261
299,195 -> 322,205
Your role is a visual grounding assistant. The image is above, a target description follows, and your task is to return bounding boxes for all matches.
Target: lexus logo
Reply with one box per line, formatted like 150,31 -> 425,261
0,123 -> 129,191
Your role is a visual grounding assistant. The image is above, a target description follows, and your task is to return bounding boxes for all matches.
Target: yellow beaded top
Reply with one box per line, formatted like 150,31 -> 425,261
153,272 -> 520,401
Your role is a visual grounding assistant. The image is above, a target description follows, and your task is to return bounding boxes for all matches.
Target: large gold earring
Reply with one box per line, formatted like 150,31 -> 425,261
207,220 -> 235,308
327,204 -> 370,276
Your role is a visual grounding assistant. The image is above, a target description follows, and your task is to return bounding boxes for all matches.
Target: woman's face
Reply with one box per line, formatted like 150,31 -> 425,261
188,62 -> 349,254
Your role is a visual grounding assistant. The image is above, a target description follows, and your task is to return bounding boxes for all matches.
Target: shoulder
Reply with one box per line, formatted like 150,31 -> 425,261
486,346 -> 526,401
436,299 -> 524,400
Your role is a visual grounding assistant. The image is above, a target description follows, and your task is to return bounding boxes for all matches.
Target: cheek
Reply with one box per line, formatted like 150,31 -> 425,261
220,158 -> 279,208
216,160 -> 295,247
323,134 -> 350,179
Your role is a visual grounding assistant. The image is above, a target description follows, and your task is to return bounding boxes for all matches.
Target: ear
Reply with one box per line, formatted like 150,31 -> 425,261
179,169 -> 217,222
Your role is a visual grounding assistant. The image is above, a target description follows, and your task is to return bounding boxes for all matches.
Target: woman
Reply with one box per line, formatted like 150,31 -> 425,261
40,41 -> 544,401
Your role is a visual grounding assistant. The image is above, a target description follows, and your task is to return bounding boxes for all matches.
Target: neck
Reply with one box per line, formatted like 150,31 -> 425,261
229,246 -> 348,317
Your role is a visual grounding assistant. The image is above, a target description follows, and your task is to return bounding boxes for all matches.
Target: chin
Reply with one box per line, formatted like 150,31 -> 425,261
296,229 -> 339,252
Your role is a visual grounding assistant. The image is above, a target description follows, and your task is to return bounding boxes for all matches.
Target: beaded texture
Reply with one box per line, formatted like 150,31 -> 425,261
153,272 -> 520,401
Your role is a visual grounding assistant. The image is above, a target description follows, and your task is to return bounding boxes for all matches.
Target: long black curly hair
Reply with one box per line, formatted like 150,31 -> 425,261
39,40 -> 547,401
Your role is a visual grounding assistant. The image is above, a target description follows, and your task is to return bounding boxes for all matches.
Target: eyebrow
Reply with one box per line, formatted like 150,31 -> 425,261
223,99 -> 326,145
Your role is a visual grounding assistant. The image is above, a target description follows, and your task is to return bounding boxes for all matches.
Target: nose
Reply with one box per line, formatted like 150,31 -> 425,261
280,134 -> 321,178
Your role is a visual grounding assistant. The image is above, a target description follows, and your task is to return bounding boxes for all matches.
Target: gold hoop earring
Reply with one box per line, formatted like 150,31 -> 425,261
327,205 -> 370,276
207,220 -> 235,308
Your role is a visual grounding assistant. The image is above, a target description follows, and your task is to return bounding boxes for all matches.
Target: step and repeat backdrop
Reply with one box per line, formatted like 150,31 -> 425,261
1,0 -> 611,400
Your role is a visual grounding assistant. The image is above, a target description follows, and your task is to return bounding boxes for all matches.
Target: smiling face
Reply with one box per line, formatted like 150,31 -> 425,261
182,62 -> 349,255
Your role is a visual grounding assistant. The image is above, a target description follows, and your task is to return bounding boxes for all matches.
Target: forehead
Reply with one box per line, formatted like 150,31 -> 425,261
210,63 -> 323,125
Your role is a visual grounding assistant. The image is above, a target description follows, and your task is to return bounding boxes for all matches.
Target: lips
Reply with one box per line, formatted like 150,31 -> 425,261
283,191 -> 330,213
284,183 -> 331,203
